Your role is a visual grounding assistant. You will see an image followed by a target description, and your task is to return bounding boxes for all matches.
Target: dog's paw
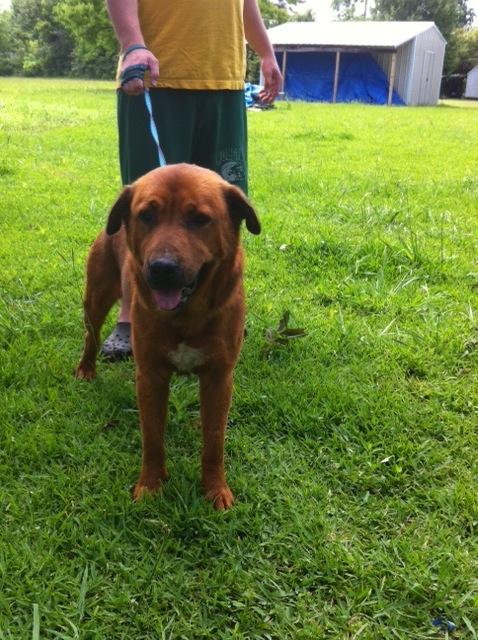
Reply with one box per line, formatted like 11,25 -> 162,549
133,470 -> 168,502
133,481 -> 162,501
74,365 -> 96,381
205,485 -> 235,510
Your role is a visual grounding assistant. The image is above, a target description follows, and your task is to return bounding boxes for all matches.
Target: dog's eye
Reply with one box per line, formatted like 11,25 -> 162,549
138,209 -> 155,225
186,212 -> 212,230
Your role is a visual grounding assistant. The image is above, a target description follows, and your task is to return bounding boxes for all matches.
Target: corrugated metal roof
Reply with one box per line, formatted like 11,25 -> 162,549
267,21 -> 442,50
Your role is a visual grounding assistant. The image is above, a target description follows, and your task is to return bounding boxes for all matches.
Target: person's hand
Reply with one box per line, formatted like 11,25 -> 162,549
259,55 -> 282,103
120,48 -> 159,96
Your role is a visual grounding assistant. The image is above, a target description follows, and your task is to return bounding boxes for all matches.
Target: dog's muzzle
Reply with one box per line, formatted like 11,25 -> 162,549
146,258 -> 199,311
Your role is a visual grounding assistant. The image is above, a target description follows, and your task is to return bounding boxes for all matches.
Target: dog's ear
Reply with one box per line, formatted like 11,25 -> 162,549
224,185 -> 261,235
106,186 -> 132,235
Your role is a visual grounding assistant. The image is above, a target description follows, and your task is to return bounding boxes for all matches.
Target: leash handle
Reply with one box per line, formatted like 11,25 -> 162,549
144,90 -> 167,168
120,63 -> 148,87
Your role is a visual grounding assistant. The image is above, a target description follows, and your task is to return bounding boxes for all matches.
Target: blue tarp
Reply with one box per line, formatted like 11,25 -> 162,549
244,82 -> 262,107
276,51 -> 404,105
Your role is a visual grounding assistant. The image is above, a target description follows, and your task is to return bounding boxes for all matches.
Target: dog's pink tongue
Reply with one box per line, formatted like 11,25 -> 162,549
152,289 -> 182,311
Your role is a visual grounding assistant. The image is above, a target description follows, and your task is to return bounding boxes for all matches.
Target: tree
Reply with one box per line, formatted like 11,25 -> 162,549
1,0 -> 307,81
10,0 -> 74,76
259,0 -> 290,27
332,0 -> 367,20
247,0 -> 313,82
260,0 -> 312,26
445,26 -> 478,74
372,0 -> 474,40
54,0 -> 117,78
332,0 -> 475,36
0,11 -> 22,75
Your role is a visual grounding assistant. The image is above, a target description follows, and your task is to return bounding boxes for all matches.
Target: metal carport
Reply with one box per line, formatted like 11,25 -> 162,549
266,21 -> 446,105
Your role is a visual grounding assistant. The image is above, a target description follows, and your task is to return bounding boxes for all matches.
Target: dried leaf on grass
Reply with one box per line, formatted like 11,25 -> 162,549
264,310 -> 307,355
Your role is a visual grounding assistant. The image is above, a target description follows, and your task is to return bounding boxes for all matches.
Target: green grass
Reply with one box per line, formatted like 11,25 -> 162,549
1,77 -> 478,638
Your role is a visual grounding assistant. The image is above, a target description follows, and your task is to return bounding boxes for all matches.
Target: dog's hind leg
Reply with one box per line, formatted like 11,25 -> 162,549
75,235 -> 121,380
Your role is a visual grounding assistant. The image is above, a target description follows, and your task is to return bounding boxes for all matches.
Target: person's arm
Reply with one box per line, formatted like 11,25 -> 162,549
243,0 -> 282,103
106,0 -> 159,95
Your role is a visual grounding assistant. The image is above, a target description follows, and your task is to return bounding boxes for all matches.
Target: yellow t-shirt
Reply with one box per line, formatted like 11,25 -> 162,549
138,0 -> 246,90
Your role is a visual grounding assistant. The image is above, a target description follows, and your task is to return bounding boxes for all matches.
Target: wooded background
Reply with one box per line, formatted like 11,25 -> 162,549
0,0 -> 476,81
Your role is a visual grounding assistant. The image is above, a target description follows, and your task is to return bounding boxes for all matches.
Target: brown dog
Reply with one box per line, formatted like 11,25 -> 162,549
76,164 -> 260,509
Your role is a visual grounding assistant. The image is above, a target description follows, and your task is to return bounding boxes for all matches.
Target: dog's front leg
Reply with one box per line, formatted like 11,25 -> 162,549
133,366 -> 171,501
199,368 -> 235,510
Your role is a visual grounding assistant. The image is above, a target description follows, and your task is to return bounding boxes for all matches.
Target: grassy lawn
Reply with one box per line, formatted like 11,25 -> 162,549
1,77 -> 478,639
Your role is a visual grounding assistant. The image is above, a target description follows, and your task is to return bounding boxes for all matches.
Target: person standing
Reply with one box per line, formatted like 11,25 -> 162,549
101,0 -> 282,360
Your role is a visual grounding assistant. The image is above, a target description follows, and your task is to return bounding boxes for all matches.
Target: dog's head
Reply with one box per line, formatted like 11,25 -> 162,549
106,164 -> 260,312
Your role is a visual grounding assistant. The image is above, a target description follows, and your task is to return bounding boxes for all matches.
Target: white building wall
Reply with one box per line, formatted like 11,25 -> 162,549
464,66 -> 478,98
373,39 -> 415,104
408,26 -> 446,105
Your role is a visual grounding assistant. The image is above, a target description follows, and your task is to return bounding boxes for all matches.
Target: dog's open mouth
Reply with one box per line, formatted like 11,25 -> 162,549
151,277 -> 199,312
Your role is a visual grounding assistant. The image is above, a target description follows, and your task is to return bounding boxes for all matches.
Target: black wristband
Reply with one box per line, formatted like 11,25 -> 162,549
121,44 -> 148,61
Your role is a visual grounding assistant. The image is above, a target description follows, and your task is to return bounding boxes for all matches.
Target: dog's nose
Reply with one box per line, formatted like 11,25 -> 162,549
148,258 -> 181,287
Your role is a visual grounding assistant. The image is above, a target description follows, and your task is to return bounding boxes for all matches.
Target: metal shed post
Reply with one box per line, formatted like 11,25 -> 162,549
281,50 -> 288,94
333,51 -> 341,103
387,51 -> 397,105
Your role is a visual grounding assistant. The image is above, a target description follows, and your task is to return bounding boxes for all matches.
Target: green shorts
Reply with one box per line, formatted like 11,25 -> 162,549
117,88 -> 248,194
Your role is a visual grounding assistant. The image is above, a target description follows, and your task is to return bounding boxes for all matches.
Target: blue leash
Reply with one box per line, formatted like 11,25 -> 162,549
144,90 -> 167,168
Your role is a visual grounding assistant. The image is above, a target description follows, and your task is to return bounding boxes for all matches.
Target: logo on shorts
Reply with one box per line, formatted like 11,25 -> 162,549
220,160 -> 245,183
217,148 -> 245,184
